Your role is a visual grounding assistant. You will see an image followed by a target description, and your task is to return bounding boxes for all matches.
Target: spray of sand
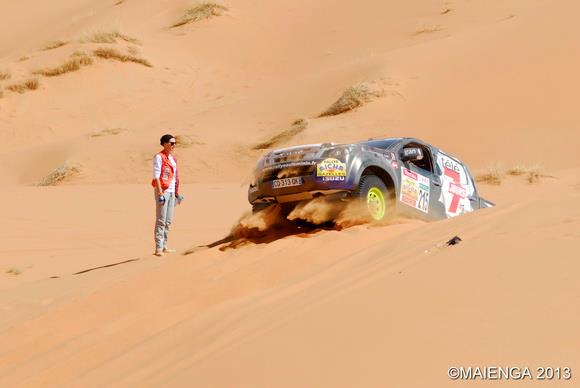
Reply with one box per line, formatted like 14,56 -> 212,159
188,197 -> 416,253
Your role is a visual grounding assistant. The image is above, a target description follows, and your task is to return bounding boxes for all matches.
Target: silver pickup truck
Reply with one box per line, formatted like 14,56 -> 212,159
248,137 -> 493,221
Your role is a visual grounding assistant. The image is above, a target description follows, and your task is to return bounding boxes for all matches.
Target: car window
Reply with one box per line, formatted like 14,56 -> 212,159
362,139 -> 400,150
402,143 -> 434,174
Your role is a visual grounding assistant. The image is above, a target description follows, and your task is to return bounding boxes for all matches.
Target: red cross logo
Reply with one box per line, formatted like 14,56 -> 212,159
444,168 -> 467,213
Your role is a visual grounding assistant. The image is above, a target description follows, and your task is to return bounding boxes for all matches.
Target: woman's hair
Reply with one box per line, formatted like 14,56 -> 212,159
160,134 -> 174,145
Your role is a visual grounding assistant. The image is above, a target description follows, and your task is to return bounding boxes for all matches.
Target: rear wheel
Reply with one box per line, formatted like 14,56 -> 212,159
355,175 -> 389,221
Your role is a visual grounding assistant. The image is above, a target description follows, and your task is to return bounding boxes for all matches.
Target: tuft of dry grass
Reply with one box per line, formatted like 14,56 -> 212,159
477,164 -> 547,185
38,163 -> 80,186
0,70 -> 11,80
254,118 -> 309,150
171,3 -> 228,27
18,56 -> 30,62
175,134 -> 204,147
527,169 -> 542,183
413,25 -> 443,35
5,268 -> 22,276
33,51 -> 93,77
91,127 -> 127,137
475,168 -> 504,185
440,8 -> 452,15
6,78 -> 39,93
42,40 -> 68,51
80,30 -> 140,44
114,0 -> 126,5
507,165 -> 545,183
318,83 -> 384,117
94,47 -> 152,67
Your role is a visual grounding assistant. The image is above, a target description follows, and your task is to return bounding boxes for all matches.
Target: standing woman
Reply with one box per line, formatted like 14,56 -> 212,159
152,134 -> 182,256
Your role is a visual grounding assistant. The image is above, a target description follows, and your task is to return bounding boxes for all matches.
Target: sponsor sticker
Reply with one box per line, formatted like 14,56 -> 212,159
400,167 -> 430,213
263,160 -> 315,171
436,152 -> 474,217
316,158 -> 346,177
322,176 -> 345,182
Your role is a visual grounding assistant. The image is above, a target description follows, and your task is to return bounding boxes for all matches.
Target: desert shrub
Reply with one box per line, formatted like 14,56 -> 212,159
81,30 -> 139,44
5,268 -> 22,275
174,134 -> 204,147
38,163 -> 80,186
91,127 -> 127,137
43,40 -> 68,50
33,52 -> 93,77
6,78 -> 39,93
0,70 -> 10,80
94,47 -> 152,67
476,164 -> 546,185
254,118 -> 309,150
318,83 -> 384,117
413,26 -> 443,35
172,3 -> 228,27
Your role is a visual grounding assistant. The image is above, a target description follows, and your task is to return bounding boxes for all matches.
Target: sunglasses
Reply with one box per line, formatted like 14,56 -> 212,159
169,142 -> 176,146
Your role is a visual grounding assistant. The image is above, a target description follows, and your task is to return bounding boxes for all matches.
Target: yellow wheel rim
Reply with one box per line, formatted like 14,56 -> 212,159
367,187 -> 386,220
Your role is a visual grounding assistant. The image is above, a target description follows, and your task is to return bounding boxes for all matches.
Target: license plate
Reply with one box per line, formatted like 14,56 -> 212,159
272,177 -> 304,189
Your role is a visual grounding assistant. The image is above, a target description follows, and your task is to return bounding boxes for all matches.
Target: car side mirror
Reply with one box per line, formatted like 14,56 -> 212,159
400,147 -> 424,162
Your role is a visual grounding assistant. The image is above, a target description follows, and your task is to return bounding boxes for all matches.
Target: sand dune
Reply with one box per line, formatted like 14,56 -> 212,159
1,0 -> 579,386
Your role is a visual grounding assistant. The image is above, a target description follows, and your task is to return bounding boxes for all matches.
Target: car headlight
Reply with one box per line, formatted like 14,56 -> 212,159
321,147 -> 347,159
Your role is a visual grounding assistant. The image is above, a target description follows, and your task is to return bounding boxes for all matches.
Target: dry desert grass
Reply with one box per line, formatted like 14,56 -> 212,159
318,83 -> 384,117
81,30 -> 140,45
507,165 -> 544,183
5,268 -> 22,276
254,118 -> 309,150
413,25 -> 444,35
475,166 -> 504,185
94,47 -> 152,67
172,3 -> 228,27
33,51 -> 93,77
91,127 -> 127,137
42,40 -> 68,51
0,70 -> 11,80
476,164 -> 546,185
6,78 -> 39,93
38,163 -> 80,186
175,134 -> 204,147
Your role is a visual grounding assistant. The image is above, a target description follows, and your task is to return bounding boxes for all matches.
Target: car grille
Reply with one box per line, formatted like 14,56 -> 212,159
260,164 -> 317,182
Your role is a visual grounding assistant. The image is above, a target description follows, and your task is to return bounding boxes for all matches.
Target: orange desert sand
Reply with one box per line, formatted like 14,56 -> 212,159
1,0 -> 579,387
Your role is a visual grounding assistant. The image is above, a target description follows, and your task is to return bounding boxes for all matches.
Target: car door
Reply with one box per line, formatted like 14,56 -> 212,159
434,150 -> 477,217
396,142 -> 446,220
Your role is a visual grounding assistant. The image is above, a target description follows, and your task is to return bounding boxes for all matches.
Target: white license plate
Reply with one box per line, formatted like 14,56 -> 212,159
272,177 -> 304,189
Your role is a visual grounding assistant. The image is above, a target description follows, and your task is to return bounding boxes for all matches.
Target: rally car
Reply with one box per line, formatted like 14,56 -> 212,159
248,137 -> 493,221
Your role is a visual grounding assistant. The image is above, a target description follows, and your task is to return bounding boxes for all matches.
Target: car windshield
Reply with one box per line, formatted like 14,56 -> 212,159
360,138 -> 400,150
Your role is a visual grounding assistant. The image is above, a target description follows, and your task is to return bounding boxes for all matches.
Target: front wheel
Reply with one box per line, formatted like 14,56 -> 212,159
354,175 -> 390,221
252,202 -> 274,214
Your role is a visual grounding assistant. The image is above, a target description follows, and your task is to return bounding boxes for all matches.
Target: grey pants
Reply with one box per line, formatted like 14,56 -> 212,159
154,191 -> 175,251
